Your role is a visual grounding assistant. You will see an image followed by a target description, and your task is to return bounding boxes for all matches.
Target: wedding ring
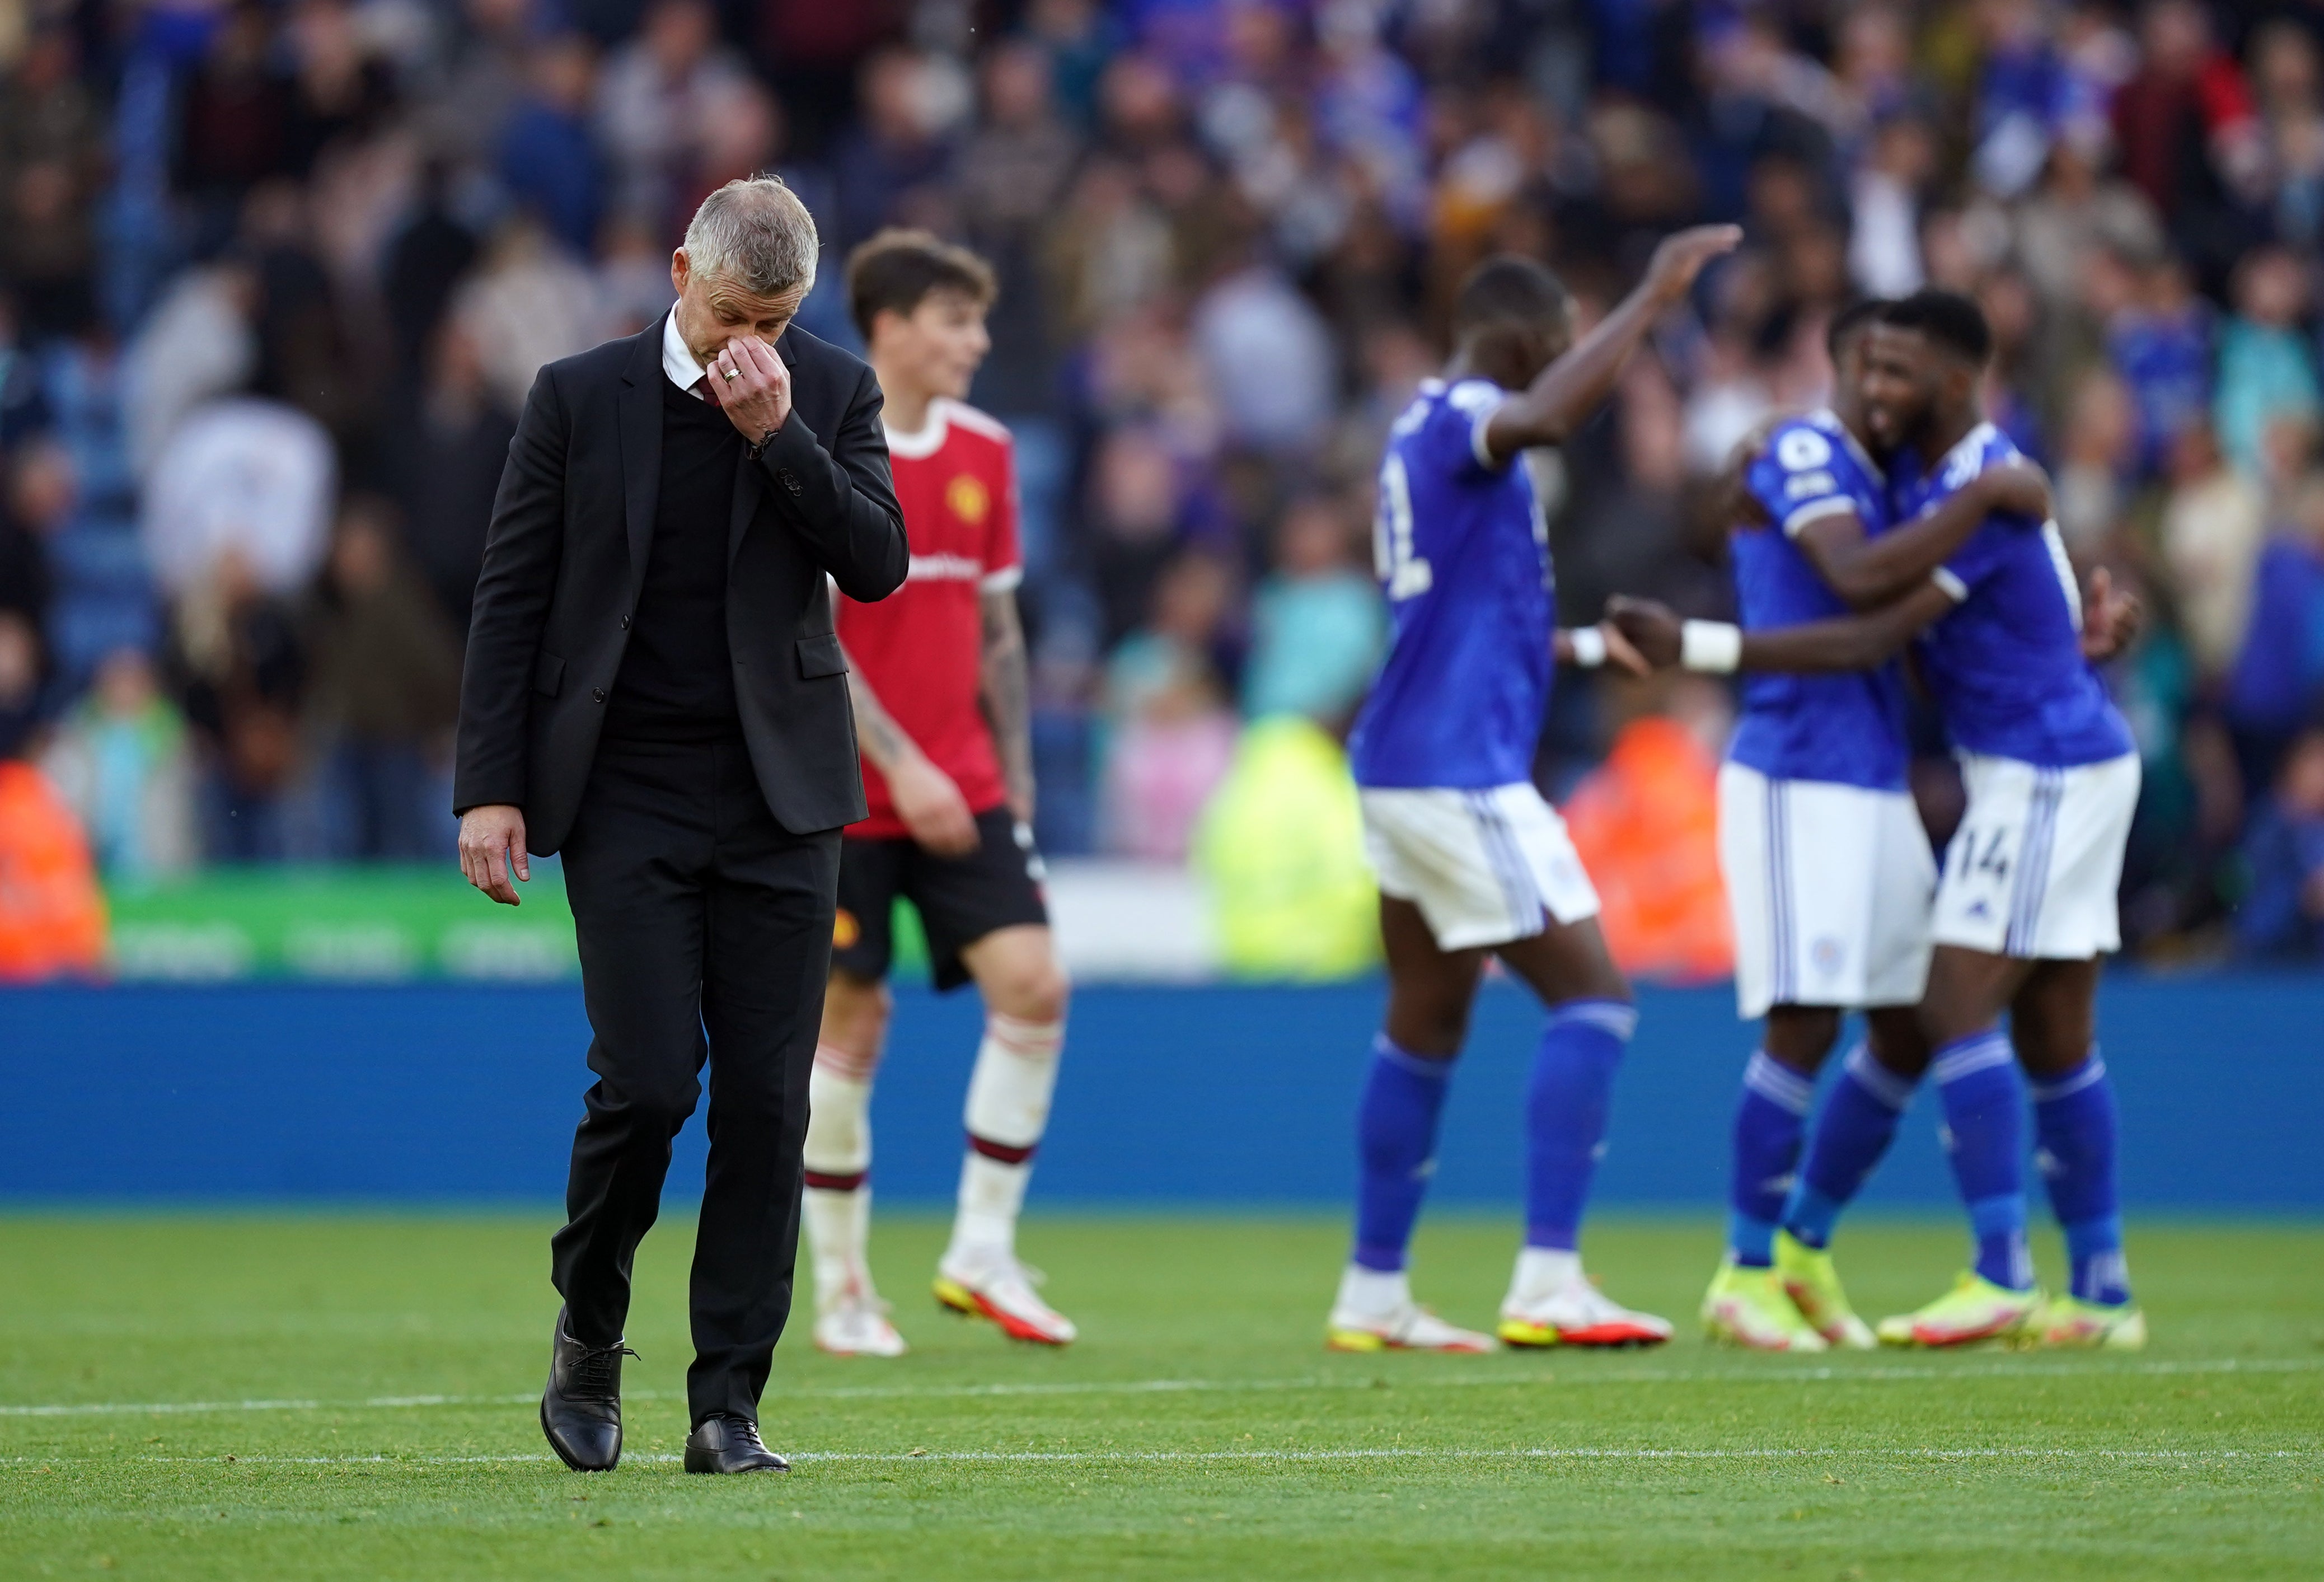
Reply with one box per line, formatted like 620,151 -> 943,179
722,366 -> 741,380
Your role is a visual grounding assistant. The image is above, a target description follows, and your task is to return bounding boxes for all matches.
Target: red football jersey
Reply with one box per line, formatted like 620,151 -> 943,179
838,397 -> 1023,838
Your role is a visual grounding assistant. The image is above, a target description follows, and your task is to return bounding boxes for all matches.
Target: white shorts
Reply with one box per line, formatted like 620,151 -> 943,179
1718,762 -> 1937,1020
1933,751 -> 2140,960
1359,783 -> 1601,951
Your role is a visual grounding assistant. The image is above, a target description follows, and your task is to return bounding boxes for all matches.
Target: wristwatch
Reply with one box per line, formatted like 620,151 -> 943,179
747,425 -> 779,460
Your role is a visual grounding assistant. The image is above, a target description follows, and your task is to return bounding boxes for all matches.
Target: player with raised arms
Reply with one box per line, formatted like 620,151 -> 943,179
802,230 -> 1074,1356
1698,298 -> 2055,1352
1324,222 -> 1741,1354
1615,289 -> 2148,1350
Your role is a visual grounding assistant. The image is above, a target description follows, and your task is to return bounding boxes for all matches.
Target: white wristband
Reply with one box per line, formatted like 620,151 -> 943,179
1680,620 -> 1743,674
1567,626 -> 1608,668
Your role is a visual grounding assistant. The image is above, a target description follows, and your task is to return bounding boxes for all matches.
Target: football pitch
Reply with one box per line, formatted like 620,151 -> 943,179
1,1214 -> 2318,1580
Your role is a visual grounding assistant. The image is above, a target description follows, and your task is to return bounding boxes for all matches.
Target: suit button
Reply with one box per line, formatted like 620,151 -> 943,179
619,614 -> 631,629
591,687 -> 606,703
778,469 -> 802,497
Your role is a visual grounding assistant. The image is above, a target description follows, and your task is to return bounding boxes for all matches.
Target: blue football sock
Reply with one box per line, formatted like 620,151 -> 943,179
2031,1049 -> 2130,1305
1933,1028 -> 2032,1291
1352,1035 -> 1455,1272
1729,1050 -> 1814,1267
1524,999 -> 1637,1252
1784,1042 -> 1915,1250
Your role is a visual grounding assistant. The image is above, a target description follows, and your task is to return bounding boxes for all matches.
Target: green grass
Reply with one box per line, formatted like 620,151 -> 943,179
2,1213 -> 2320,1580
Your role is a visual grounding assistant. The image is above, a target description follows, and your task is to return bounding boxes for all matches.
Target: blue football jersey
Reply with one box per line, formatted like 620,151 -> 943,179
1728,410 -> 1910,792
1348,377 -> 1552,789
1894,423 -> 2135,767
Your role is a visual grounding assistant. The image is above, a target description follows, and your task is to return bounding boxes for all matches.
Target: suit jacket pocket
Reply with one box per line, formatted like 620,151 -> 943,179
795,632 -> 848,680
532,652 -> 566,696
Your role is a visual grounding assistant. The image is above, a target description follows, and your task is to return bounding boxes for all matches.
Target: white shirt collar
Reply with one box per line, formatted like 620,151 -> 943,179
661,311 -> 706,397
883,399 -> 952,458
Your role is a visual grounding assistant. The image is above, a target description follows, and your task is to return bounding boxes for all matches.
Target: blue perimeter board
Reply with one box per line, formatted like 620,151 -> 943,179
1,977 -> 2315,1207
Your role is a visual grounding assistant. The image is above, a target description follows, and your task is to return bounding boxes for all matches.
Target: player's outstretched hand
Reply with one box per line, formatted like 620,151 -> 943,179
1605,596 -> 1684,670
2080,566 -> 2144,662
890,753 -> 981,856
1980,457 -> 2054,522
1644,224 -> 1744,307
458,803 -> 530,906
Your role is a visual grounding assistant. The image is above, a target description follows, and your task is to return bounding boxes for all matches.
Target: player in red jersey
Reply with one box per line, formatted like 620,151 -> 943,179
801,230 -> 1074,1355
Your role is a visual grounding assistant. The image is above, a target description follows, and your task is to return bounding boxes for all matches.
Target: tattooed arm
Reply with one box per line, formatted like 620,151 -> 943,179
979,587 -> 1035,825
843,640 -> 980,855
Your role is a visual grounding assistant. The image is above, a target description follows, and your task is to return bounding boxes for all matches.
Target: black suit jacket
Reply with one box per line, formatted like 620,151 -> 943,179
453,315 -> 908,851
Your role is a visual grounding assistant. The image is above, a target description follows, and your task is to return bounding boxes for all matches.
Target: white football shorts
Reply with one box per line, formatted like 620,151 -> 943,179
1359,782 -> 1601,951
1718,761 -> 1938,1021
1932,750 -> 2140,960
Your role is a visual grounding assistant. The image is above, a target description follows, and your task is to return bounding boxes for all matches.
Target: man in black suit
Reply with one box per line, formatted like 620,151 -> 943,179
453,176 -> 907,1476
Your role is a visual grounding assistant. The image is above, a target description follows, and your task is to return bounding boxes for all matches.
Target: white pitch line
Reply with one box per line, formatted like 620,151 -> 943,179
6,1445 -> 2317,1470
3,1355 -> 2316,1421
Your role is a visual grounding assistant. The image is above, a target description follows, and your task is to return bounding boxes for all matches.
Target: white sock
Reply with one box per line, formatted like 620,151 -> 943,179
1334,1263 -> 1411,1318
1509,1247 -> 1583,1303
947,1013 -> 1065,1266
949,1153 -> 1030,1266
803,1184 -> 872,1308
803,1047 -> 875,1304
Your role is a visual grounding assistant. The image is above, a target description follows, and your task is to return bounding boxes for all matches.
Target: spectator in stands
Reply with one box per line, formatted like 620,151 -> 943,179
1101,549 -> 1238,859
0,439 -> 58,636
2252,20 -> 2324,249
1241,493 -> 1383,727
141,396 -> 335,603
0,296 -> 51,447
40,645 -> 195,881
304,498 -> 461,859
279,0 -> 398,180
2227,471 -> 2324,797
0,703 -> 105,979
2108,250 -> 2214,477
2053,367 -> 2141,555
174,548 -> 310,862
830,46 -> 963,252
1191,231 -> 1339,455
2161,417 -> 2266,685
448,217 -> 611,417
500,35 -> 607,258
0,607 -> 38,759
2234,724 -> 2324,960
596,0 -> 753,232
0,24 -> 102,339
2214,245 -> 2321,477
172,3 -> 294,249
421,0 -> 535,174
385,320 -> 516,636
124,260 -> 258,476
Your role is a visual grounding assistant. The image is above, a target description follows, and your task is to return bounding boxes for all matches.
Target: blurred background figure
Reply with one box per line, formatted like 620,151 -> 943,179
2234,722 -> 2324,961
40,644 -> 194,882
0,0 -> 2313,976
303,497 -> 460,861
1240,492 -> 1382,728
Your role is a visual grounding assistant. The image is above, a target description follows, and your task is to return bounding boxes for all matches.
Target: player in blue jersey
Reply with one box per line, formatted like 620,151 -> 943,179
1616,290 -> 2147,1351
1700,300 -> 2055,1352
1324,222 -> 1741,1354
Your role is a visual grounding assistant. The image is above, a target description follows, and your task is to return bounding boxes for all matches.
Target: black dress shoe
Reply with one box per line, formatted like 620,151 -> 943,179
541,1306 -> 636,1472
683,1413 -> 789,1475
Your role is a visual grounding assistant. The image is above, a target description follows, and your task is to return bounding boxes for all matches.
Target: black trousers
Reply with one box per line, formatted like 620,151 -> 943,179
551,736 -> 840,1424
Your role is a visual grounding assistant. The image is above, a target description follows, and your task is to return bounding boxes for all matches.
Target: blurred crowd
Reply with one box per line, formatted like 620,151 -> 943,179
9,0 -> 2324,965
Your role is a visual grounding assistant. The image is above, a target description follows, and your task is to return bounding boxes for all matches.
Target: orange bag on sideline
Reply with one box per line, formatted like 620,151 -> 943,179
1559,715 -> 1733,985
0,760 -> 106,980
